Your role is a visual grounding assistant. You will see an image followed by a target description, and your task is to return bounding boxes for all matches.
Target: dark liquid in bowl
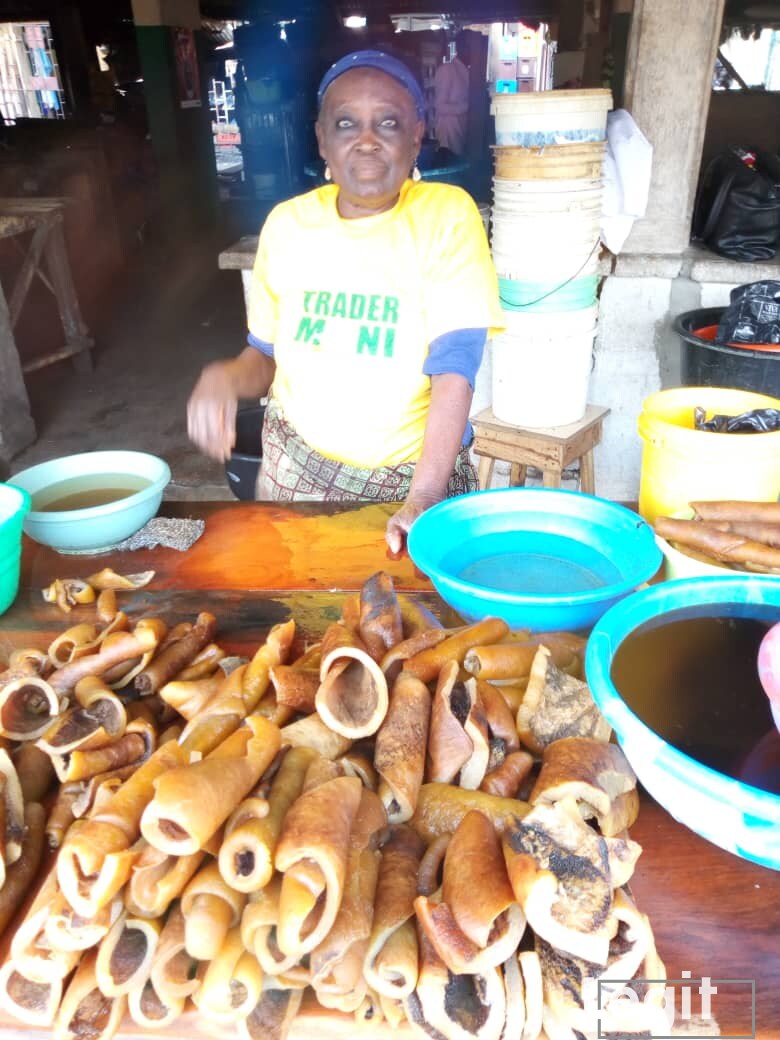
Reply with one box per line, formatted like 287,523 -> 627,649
33,474 -> 152,512
610,609 -> 780,796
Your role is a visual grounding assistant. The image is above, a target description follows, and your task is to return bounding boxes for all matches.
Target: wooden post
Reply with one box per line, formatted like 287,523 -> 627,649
0,281 -> 35,465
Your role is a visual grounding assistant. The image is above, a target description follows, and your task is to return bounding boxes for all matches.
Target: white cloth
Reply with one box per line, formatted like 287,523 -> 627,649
434,57 -> 469,155
600,108 -> 653,254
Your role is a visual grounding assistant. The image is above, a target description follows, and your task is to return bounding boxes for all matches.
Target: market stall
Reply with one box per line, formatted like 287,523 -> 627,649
0,499 -> 777,1038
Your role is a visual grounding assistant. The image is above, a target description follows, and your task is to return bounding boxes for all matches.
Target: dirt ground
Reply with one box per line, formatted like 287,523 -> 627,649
10,222 -> 256,501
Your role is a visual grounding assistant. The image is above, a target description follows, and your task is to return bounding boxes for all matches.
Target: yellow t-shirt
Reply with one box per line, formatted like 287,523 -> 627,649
247,179 -> 503,468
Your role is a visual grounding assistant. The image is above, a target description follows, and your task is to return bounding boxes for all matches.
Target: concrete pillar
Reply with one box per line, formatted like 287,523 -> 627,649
0,283 -> 36,466
622,0 -> 725,255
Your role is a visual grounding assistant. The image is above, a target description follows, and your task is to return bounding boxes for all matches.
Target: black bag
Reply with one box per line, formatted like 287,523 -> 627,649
692,149 -> 780,261
715,280 -> 780,345
694,406 -> 780,433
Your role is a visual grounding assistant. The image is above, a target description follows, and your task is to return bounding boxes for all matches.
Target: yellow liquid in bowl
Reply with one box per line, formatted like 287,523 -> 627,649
32,474 -> 152,512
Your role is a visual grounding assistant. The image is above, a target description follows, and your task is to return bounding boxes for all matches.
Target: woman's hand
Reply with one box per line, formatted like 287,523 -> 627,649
187,361 -> 239,462
386,492 -> 442,554
187,348 -> 275,462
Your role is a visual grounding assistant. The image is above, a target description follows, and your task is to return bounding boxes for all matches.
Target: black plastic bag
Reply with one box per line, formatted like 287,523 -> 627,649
694,406 -> 780,433
692,149 -> 780,262
716,280 -> 780,345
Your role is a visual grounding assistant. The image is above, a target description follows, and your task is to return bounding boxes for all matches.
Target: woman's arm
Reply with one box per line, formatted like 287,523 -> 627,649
385,372 -> 473,553
187,346 -> 276,462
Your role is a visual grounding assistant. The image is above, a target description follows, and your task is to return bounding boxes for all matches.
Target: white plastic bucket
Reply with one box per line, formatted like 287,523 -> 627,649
491,208 -> 601,236
490,211 -> 601,241
492,326 -> 596,427
491,232 -> 600,259
493,176 -> 603,194
491,249 -> 601,282
491,89 -> 612,147
491,224 -> 600,269
493,174 -> 603,191
501,304 -> 599,336
492,196 -> 603,219
492,185 -> 604,215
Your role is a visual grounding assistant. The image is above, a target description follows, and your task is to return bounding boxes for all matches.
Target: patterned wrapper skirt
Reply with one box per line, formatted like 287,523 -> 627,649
256,397 -> 478,503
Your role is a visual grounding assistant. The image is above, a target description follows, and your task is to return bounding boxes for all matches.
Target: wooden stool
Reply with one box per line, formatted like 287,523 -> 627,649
471,405 -> 610,494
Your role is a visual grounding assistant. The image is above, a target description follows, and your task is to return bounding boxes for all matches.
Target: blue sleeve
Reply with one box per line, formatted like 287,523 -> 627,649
247,332 -> 274,358
423,328 -> 487,389
423,327 -> 486,447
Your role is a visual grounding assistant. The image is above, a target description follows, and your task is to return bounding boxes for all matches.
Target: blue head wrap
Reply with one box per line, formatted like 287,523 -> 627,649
317,50 -> 427,120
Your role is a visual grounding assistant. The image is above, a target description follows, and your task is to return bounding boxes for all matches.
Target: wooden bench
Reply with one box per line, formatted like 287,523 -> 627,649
471,404 -> 610,494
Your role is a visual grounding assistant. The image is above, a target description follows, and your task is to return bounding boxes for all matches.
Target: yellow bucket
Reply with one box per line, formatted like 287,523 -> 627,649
637,386 -> 780,524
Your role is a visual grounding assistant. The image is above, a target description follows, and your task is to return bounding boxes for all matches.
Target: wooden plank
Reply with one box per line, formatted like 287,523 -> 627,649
473,428 -> 565,469
559,424 -> 604,468
0,279 -> 35,463
42,218 -> 93,361
471,404 -> 610,444
579,448 -> 596,494
18,502 -> 434,596
8,219 -> 50,328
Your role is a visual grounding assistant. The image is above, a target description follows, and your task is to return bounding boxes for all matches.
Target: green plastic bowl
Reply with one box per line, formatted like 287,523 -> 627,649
0,483 -> 31,614
9,450 -> 170,554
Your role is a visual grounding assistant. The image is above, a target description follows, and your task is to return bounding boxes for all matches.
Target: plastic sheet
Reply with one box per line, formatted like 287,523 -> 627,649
716,280 -> 780,345
693,406 -> 780,433
600,109 -> 653,254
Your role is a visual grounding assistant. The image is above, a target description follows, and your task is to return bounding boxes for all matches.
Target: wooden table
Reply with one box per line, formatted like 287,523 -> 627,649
1,500 -> 777,1039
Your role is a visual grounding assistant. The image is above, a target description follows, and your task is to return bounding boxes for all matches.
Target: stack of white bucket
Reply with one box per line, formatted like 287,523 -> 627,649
489,89 -> 613,428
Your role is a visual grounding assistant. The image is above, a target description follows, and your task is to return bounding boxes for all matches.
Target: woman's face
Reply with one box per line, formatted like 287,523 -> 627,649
316,68 -> 425,219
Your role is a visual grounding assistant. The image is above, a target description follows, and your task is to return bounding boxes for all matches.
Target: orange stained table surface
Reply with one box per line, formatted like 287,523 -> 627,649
18,500 -> 432,595
1,499 -> 779,1039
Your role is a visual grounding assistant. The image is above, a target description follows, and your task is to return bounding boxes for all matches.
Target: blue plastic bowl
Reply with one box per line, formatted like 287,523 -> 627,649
586,576 -> 780,870
407,487 -> 662,631
9,450 -> 170,553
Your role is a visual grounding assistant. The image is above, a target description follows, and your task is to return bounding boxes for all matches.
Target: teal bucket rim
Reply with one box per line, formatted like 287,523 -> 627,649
499,274 -> 598,313
0,483 -> 31,523
498,274 -> 600,292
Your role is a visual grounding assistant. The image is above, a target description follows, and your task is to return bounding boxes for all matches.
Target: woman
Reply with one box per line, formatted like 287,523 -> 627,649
188,50 -> 502,551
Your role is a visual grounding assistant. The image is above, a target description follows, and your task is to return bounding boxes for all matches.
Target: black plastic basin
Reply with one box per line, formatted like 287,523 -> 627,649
673,307 -> 779,397
224,404 -> 264,501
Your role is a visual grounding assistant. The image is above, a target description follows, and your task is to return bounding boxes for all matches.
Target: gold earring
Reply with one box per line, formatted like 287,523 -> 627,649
412,164 -> 422,182
324,164 -> 332,182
